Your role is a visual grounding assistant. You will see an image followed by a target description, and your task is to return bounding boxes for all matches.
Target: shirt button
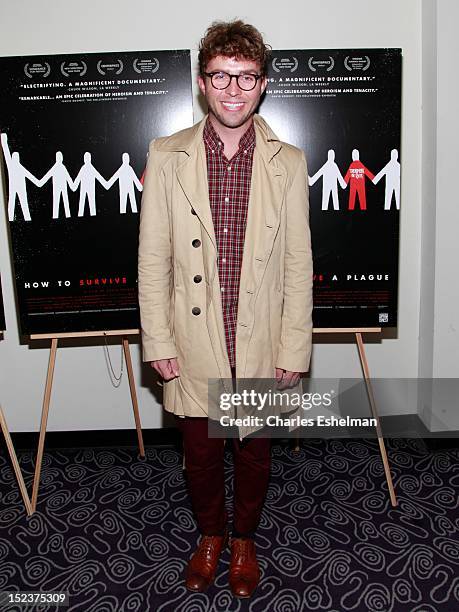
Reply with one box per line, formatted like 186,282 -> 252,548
192,307 -> 201,316
222,258 -> 226,263
192,239 -> 201,248
221,287 -> 225,292
228,166 -> 232,171
223,228 -> 228,233
193,275 -> 202,283
224,197 -> 229,203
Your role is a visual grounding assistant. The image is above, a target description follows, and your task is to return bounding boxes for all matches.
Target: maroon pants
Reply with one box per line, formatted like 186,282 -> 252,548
176,416 -> 271,537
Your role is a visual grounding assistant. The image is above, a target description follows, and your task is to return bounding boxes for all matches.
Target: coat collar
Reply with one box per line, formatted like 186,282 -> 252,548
170,114 -> 286,257
156,114 -> 283,166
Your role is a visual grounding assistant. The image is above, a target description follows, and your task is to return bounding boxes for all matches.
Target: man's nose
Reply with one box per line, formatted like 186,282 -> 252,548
227,76 -> 242,96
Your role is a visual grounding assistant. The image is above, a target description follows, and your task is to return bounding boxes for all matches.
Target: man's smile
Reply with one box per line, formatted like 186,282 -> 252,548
221,102 -> 244,111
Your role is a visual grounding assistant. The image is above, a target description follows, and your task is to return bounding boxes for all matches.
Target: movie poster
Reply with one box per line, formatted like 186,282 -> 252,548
260,49 -> 401,328
0,50 -> 192,335
0,275 -> 5,331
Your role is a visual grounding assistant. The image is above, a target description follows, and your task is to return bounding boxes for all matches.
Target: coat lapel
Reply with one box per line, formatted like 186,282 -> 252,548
240,117 -> 287,290
157,117 -> 217,251
176,145 -> 217,251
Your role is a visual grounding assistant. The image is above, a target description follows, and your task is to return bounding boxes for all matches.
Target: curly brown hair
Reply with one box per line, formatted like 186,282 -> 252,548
198,20 -> 271,76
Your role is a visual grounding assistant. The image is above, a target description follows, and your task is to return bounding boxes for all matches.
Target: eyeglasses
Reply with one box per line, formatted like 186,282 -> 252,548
204,71 -> 263,91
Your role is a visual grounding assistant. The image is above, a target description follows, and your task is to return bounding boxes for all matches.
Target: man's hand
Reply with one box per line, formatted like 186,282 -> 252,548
275,368 -> 301,390
151,358 -> 180,381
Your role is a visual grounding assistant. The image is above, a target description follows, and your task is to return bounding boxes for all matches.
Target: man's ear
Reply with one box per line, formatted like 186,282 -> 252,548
198,75 -> 206,97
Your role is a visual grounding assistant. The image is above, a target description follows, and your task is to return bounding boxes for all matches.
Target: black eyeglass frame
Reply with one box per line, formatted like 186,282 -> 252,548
203,71 -> 264,91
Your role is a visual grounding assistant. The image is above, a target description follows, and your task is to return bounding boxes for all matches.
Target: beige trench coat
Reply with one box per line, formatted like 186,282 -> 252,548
138,114 -> 313,419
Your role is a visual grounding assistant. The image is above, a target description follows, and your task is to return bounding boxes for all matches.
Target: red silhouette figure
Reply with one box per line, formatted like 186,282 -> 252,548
344,149 -> 375,210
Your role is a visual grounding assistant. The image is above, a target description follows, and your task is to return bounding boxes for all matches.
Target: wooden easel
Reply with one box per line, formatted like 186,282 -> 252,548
29,329 -> 145,513
1,329 -> 33,515
0,405 -> 33,516
299,328 -> 397,507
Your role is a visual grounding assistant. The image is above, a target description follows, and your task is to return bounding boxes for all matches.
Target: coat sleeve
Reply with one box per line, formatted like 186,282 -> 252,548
276,151 -> 313,373
138,141 -> 177,362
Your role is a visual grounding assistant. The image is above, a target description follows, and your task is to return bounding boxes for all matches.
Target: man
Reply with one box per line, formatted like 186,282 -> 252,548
138,20 -> 313,598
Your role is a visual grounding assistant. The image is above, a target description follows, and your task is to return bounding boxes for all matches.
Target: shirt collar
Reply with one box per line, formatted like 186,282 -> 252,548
203,117 -> 256,154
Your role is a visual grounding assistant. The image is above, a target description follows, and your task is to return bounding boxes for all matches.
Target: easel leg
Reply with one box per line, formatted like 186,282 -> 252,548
122,338 -> 145,457
0,406 -> 33,516
355,332 -> 397,507
31,338 -> 58,512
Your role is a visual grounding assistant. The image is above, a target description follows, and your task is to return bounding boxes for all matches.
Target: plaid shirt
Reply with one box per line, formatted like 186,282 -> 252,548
203,118 -> 255,368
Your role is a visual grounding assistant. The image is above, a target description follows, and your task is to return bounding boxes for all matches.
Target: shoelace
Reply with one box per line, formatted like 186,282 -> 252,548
233,540 -> 252,565
198,536 -> 216,559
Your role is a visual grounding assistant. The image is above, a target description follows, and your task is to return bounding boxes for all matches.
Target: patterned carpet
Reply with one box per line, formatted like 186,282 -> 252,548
0,438 -> 458,611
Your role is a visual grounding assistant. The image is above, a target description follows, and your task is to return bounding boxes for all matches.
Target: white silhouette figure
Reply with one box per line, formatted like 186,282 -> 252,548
38,151 -> 75,218
308,149 -> 347,210
1,133 -> 41,221
71,152 -> 109,217
106,153 -> 143,213
372,149 -> 400,210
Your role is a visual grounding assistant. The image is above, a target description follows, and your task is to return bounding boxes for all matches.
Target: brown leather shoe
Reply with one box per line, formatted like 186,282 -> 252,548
229,537 -> 260,598
185,530 -> 229,592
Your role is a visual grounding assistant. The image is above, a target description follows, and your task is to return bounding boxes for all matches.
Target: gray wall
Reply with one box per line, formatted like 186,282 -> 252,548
0,0 -> 450,432
419,0 -> 459,431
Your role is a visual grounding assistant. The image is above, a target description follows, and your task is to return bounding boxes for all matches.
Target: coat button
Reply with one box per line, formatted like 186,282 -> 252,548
192,239 -> 201,248
193,275 -> 202,283
192,307 -> 201,315
191,207 -> 197,215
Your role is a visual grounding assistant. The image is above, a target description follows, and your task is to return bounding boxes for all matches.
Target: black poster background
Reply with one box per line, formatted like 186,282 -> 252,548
0,50 -> 192,335
0,274 -> 5,331
259,49 -> 401,328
